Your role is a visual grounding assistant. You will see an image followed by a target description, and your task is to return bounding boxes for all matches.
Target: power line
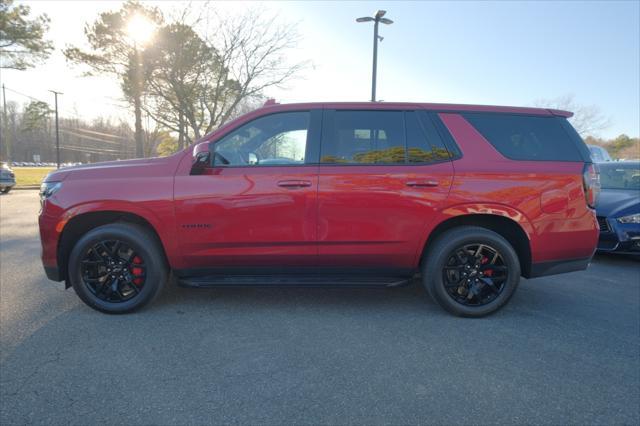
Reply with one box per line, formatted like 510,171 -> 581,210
60,126 -> 127,141
59,129 -> 134,149
57,145 -> 124,156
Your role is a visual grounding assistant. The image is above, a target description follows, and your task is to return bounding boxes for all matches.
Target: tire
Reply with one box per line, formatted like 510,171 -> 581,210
422,226 -> 521,317
68,223 -> 168,314
1,187 -> 10,193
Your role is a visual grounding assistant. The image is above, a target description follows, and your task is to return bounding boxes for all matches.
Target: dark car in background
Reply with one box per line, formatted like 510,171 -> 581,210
596,161 -> 640,255
0,162 -> 16,193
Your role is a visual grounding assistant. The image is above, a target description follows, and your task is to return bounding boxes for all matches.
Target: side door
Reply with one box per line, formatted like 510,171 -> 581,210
317,109 -> 454,272
174,110 -> 321,271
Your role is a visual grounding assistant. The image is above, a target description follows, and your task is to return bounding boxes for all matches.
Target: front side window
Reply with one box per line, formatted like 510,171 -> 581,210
320,110 -> 450,165
213,111 -> 309,166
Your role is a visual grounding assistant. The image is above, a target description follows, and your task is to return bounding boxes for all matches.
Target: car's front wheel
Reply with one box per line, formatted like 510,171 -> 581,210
68,223 -> 168,314
422,226 -> 521,317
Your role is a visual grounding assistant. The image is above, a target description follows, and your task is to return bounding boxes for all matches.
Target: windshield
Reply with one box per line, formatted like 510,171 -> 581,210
598,162 -> 640,190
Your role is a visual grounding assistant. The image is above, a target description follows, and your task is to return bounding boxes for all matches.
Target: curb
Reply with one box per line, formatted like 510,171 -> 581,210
13,186 -> 40,190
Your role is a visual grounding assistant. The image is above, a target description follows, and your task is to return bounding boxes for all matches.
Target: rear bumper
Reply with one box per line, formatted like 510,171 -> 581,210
528,256 -> 592,278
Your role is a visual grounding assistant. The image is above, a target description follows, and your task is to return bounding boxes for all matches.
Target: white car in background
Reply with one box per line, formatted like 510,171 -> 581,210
588,144 -> 613,162
0,162 -> 16,193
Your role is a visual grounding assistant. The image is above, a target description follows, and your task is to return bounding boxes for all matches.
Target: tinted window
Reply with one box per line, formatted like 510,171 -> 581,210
406,112 -> 450,163
463,113 -> 583,161
599,162 -> 640,190
320,110 -> 451,165
214,112 -> 309,166
321,111 -> 405,164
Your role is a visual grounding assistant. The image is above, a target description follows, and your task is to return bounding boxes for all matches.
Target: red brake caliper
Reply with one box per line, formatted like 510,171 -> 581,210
481,256 -> 493,277
131,256 -> 144,286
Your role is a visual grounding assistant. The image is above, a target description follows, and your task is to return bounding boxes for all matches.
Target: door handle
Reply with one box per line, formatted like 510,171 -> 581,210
277,180 -> 312,188
406,180 -> 439,188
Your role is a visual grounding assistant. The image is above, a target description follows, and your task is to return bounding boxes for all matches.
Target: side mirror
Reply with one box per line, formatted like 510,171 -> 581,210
191,143 -> 211,175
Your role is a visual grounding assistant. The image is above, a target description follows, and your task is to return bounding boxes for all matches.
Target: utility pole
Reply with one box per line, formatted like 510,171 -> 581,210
49,90 -> 62,169
1,84 -> 6,161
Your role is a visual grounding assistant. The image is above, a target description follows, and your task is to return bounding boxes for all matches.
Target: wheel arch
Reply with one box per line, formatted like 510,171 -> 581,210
57,209 -> 171,284
420,213 -> 533,278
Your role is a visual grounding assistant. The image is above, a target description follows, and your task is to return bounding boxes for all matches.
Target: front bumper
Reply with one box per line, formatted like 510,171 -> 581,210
44,265 -> 63,281
597,217 -> 640,255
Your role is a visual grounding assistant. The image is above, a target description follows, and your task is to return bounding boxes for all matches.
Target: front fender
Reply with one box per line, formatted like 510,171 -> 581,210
55,200 -> 176,268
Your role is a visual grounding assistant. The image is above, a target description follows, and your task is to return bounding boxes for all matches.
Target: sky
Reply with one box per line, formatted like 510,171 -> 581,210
1,0 -> 639,138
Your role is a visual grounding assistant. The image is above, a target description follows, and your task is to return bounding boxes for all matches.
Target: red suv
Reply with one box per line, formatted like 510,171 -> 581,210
39,102 -> 600,317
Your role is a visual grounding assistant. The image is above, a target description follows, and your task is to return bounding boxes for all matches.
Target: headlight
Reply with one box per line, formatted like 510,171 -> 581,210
39,182 -> 62,205
618,213 -> 640,224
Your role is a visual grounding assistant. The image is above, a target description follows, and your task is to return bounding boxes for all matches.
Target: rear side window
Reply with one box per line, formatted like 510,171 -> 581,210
321,110 -> 405,164
320,110 -> 450,164
406,112 -> 450,163
463,113 -> 584,162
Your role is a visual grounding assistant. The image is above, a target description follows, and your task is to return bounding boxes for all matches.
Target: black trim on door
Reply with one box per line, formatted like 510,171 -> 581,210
305,109 -> 323,164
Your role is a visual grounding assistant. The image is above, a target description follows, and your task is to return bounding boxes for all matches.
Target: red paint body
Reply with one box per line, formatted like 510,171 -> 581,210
39,102 -> 598,281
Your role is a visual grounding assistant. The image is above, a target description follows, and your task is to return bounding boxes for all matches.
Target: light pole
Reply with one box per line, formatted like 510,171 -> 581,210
356,10 -> 393,102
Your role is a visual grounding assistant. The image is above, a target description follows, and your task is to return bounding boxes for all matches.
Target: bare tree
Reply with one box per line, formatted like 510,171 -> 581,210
534,94 -> 611,136
142,6 -> 308,146
64,1 -> 164,157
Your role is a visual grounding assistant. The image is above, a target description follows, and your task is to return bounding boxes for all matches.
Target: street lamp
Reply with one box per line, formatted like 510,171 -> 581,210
356,10 -> 393,102
126,14 -> 156,158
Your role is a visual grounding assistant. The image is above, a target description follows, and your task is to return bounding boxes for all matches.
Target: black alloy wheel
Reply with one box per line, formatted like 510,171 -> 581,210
80,240 -> 147,303
442,243 -> 508,306
68,223 -> 167,314
422,226 -> 521,317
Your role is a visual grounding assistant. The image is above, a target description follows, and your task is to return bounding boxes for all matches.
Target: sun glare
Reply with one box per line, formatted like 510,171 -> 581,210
126,14 -> 156,46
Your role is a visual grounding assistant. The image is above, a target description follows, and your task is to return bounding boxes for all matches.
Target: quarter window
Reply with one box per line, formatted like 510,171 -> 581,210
213,112 -> 309,166
463,113 -> 583,162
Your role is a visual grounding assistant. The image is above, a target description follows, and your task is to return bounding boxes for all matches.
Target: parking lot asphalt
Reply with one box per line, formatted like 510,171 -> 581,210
1,190 -> 639,425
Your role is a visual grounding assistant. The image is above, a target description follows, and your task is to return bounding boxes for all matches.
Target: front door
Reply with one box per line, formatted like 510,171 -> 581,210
316,109 -> 454,272
174,110 -> 321,270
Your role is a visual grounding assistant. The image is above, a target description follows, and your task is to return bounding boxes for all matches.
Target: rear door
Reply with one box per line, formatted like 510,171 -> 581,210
316,109 -> 454,271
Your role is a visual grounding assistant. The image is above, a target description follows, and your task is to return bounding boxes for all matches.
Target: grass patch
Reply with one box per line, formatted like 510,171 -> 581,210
13,167 -> 55,187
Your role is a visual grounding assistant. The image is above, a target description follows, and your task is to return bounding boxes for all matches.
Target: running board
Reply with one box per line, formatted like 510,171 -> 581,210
178,274 -> 411,288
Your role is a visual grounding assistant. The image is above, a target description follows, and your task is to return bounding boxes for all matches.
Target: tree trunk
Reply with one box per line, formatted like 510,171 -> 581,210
178,112 -> 184,150
134,92 -> 143,158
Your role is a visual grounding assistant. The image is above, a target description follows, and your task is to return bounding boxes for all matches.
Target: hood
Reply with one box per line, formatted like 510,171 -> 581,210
595,188 -> 640,218
43,156 -> 173,183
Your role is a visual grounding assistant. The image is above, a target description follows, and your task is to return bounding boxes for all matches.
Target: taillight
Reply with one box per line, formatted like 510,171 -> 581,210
582,163 -> 600,208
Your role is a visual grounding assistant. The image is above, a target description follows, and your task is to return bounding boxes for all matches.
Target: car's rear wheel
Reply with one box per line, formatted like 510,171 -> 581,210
422,226 -> 521,317
68,223 -> 167,314
1,187 -> 10,193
